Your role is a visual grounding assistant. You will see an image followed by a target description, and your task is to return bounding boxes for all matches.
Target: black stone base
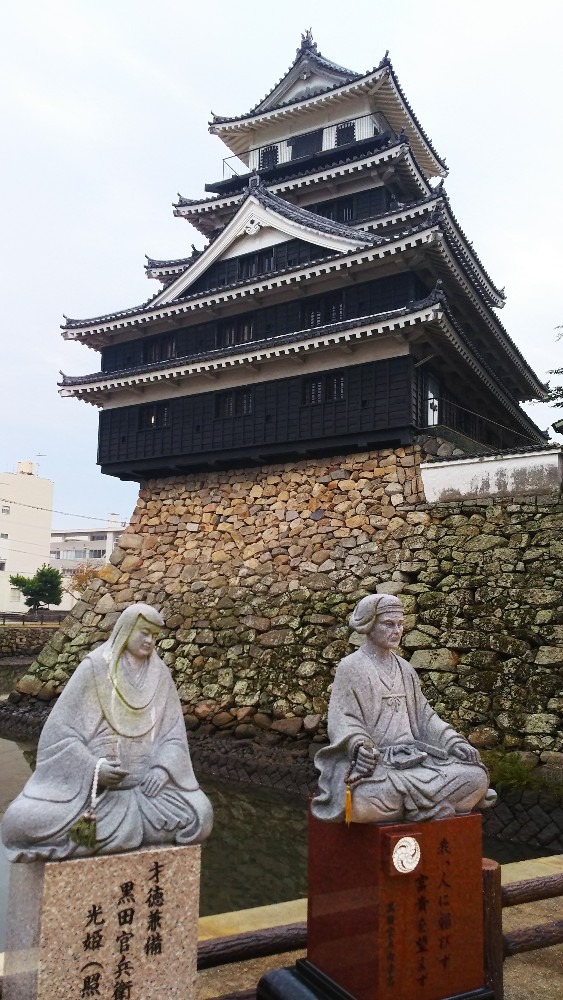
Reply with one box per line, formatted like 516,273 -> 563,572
257,960 -> 496,1000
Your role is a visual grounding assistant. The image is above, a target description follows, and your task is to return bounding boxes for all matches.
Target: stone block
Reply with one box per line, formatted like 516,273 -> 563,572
96,564 -> 121,585
409,648 -> 458,671
3,844 -> 200,1000
271,717 -> 303,737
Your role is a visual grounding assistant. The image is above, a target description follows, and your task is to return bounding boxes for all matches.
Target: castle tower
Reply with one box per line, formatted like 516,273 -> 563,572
59,33 -> 547,480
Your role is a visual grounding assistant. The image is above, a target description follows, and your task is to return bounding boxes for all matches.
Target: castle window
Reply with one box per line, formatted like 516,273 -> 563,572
138,403 -> 170,430
335,121 -> 356,147
325,375 -> 345,402
143,335 -> 177,365
260,145 -> 279,170
288,128 -> 323,160
215,388 -> 254,418
303,373 -> 346,406
218,317 -> 255,348
303,378 -> 323,406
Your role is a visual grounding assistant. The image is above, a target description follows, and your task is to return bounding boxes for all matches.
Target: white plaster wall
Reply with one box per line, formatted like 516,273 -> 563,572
220,226 -> 292,259
244,97 -> 373,151
421,451 -> 563,503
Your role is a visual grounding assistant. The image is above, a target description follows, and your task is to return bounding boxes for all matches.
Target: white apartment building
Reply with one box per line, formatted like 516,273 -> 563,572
50,516 -> 126,610
0,462 -> 54,612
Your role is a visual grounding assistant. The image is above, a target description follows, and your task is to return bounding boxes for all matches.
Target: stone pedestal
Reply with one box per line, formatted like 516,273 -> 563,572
259,812 -> 494,1000
3,844 -> 201,1000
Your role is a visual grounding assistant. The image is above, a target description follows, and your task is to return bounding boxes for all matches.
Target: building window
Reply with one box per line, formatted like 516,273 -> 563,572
10,587 -> 21,599
143,335 -> 177,365
303,373 -> 346,406
335,121 -> 356,147
89,549 -> 105,559
325,375 -> 346,402
1,506 -> 10,515
138,403 -> 170,430
0,561 -> 5,572
427,375 -> 440,427
52,550 -> 61,559
303,378 -> 323,406
260,145 -> 279,170
90,533 -> 107,541
0,532 -> 7,539
288,128 -> 323,160
215,388 -> 253,418
218,318 -> 255,348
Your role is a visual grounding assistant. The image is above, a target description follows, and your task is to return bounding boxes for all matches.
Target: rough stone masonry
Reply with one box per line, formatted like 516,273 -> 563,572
10,443 -> 563,782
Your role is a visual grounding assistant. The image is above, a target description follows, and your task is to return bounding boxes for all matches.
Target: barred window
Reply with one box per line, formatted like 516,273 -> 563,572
138,403 -> 170,430
260,145 -> 279,170
143,335 -> 177,365
335,121 -> 356,147
303,378 -> 323,406
325,375 -> 345,402
215,388 -> 253,418
218,317 -> 255,348
303,373 -> 346,406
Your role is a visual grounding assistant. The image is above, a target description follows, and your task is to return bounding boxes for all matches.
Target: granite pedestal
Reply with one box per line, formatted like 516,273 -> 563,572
3,844 -> 201,1000
258,812 -> 494,1000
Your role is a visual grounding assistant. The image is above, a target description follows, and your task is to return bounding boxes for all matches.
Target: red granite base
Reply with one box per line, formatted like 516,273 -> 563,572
307,812 -> 486,1000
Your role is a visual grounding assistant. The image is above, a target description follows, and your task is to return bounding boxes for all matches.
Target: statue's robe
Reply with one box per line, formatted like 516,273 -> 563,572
2,649 -> 213,861
312,649 -> 489,823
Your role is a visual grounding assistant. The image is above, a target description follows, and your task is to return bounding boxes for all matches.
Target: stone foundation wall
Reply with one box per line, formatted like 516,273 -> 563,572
0,627 -> 55,658
12,446 -> 563,777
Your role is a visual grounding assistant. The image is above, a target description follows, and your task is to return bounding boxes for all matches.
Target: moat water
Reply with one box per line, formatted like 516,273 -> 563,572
0,737 -> 554,951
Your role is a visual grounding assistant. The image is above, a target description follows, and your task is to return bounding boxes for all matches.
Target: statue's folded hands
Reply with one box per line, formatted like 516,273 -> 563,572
312,593 -> 497,825
1,603 -> 213,861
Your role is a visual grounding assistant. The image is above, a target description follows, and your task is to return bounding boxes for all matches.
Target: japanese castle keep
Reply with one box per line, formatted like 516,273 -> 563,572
60,32 -> 546,475
37,35 -> 563,768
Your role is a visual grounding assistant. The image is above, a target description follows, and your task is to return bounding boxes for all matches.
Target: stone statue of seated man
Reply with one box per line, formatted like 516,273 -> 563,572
312,594 -> 496,824
1,603 -> 213,861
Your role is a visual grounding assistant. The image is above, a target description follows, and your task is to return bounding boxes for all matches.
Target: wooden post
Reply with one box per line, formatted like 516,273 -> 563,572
482,858 -> 503,1000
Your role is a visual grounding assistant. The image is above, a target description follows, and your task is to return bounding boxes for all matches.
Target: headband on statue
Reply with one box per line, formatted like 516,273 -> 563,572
349,593 -> 403,634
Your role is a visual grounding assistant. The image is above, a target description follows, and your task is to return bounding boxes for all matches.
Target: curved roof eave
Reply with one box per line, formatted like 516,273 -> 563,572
209,58 -> 446,180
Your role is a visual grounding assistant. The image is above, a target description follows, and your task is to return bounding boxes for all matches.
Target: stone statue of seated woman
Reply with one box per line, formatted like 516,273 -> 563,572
312,593 -> 496,824
1,603 -> 213,861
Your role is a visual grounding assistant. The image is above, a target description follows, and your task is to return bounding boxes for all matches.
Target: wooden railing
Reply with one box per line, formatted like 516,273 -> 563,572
195,863 -> 563,1000
478,860 -> 562,999
0,611 -> 66,626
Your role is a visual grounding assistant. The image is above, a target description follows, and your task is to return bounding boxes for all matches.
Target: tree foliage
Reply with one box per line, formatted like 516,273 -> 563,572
67,561 -> 100,594
10,564 -> 63,610
547,327 -> 563,409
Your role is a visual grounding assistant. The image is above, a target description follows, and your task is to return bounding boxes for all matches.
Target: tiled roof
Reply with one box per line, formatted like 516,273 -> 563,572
209,49 -> 446,174
145,249 -> 203,269
250,182 -> 383,245
59,290 -> 446,387
424,443 -> 557,462
212,32 -> 362,122
202,134 -> 401,198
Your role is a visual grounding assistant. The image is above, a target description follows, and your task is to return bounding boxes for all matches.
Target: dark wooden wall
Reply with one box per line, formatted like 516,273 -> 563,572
101,272 -> 426,374
98,357 -> 415,477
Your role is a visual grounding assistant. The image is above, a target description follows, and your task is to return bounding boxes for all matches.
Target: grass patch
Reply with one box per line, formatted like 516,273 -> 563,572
481,749 -> 563,798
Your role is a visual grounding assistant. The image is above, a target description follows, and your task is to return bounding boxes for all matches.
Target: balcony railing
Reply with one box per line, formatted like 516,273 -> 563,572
221,112 -> 395,180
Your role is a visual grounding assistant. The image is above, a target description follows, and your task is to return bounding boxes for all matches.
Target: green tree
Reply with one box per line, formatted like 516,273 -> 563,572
547,327 -> 563,410
10,565 -> 63,611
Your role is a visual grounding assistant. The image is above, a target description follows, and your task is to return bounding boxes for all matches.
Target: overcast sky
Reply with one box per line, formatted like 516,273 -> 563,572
1,0 -> 562,529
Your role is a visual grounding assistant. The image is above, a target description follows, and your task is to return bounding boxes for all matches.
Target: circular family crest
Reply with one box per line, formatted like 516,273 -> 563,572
392,836 -> 421,873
